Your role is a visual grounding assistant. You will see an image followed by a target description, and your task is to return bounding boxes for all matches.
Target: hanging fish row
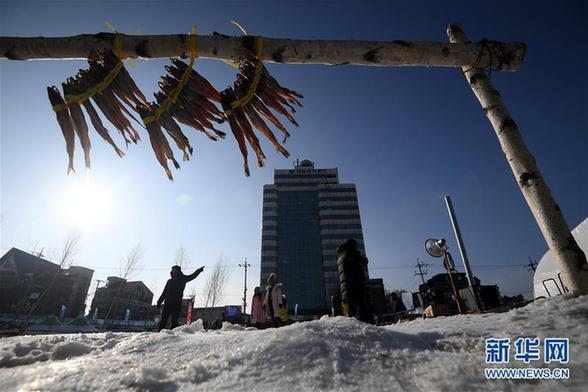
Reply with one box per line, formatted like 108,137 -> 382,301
221,57 -> 304,176
48,50 -> 303,179
138,58 -> 226,179
47,50 -> 147,173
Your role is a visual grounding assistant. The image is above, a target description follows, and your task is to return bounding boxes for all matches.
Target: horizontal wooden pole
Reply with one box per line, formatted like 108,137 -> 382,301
0,33 -> 526,71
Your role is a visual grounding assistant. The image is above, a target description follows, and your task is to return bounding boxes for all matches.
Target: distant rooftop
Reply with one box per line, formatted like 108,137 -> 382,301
296,159 -> 314,168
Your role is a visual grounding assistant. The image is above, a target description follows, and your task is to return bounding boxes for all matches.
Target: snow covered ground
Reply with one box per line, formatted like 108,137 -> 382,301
1,295 -> 586,391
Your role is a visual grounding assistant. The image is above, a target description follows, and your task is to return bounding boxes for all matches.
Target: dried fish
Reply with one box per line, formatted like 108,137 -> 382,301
242,103 -> 289,158
137,104 -> 180,181
47,86 -> 76,174
158,109 -> 194,161
221,88 -> 250,176
170,59 -> 221,102
103,51 -> 148,106
79,63 -> 140,145
62,80 -> 92,169
66,76 -> 124,157
219,55 -> 303,175
46,45 -> 302,179
48,49 -> 149,173
140,57 -> 226,176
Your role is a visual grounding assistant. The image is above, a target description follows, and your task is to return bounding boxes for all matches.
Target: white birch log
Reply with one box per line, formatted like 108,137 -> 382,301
0,33 -> 525,70
447,24 -> 588,296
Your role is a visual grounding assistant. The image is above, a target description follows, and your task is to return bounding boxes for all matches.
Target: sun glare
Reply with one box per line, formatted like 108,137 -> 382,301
60,177 -> 113,228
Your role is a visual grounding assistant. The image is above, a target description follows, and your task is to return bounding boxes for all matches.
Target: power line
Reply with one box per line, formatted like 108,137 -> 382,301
84,264 -> 258,271
370,263 -> 524,270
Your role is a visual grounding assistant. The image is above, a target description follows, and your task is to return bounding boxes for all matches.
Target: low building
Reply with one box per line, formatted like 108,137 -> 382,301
417,272 -> 479,314
416,273 -> 500,313
0,247 -> 94,318
90,276 -> 154,320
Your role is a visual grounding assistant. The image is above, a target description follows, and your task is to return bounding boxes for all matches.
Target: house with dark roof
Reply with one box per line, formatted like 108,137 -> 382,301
90,276 -> 154,320
0,247 -> 94,317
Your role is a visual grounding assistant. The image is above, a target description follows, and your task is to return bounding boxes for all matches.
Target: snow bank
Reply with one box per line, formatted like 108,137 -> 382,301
0,295 -> 586,391
0,332 -> 125,369
172,319 -> 204,334
220,321 -> 245,331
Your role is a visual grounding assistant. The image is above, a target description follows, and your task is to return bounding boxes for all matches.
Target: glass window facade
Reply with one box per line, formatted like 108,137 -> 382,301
276,190 -> 324,312
260,161 -> 368,314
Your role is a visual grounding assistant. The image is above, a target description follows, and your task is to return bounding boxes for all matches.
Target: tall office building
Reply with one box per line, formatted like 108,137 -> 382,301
260,160 -> 368,314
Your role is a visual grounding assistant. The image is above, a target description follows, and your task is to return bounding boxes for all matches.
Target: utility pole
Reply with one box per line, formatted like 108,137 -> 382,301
238,258 -> 251,314
415,258 -> 429,284
84,279 -> 104,318
444,196 -> 476,288
94,279 -> 105,294
90,279 -> 104,305
526,257 -> 538,273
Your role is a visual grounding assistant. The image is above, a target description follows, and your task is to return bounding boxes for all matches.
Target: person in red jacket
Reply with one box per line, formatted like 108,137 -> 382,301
250,286 -> 266,328
157,265 -> 204,331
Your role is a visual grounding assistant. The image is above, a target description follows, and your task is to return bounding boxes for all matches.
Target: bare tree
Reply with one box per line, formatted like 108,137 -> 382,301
55,233 -> 80,268
20,233 -> 80,332
174,245 -> 190,270
203,256 -> 230,308
102,243 -> 144,329
117,243 -> 144,279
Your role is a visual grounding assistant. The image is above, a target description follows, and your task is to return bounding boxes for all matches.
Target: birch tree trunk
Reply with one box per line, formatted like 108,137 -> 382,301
447,24 -> 588,296
0,33 -> 525,70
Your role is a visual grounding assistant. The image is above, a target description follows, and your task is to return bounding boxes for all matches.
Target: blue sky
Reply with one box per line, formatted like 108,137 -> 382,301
1,0 -> 586,309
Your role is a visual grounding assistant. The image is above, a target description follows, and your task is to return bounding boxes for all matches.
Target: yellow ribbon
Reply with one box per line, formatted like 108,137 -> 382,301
224,36 -> 264,117
222,20 -> 248,69
106,23 -> 135,68
52,34 -> 126,112
143,26 -> 198,125
230,19 -> 249,35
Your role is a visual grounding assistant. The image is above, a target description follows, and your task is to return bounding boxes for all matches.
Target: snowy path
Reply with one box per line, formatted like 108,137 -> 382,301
0,295 -> 586,391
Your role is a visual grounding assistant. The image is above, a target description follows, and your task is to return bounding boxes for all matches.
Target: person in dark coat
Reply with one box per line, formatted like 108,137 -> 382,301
331,287 -> 343,316
336,239 -> 373,324
389,292 -> 407,313
157,265 -> 204,331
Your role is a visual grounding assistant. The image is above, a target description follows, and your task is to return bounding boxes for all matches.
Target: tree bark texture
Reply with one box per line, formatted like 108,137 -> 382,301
447,24 -> 588,296
0,33 -> 525,71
